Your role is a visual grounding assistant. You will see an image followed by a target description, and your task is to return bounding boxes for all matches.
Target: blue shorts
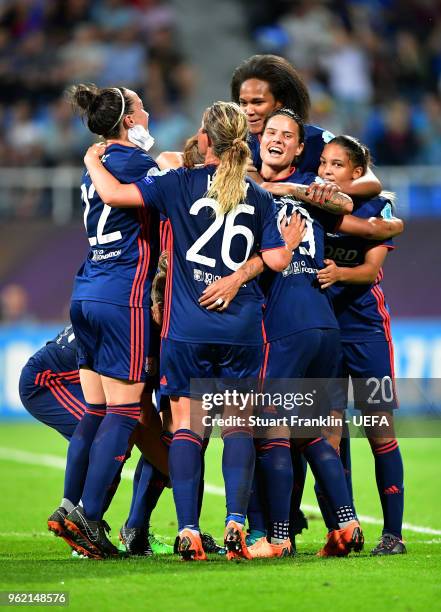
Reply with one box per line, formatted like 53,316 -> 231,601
71,300 -> 159,383
262,328 -> 341,379
19,358 -> 85,440
334,340 -> 398,412
260,328 -> 341,422
160,338 -> 263,398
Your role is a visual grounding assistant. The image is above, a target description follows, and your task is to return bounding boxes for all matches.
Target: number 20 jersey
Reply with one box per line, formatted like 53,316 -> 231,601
135,166 -> 284,346
72,144 -> 160,308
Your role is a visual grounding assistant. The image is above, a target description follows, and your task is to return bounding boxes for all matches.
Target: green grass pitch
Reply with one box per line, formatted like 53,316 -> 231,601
0,423 -> 440,611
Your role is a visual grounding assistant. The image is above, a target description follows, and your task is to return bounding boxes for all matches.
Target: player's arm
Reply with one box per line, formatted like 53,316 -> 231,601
199,253 -> 265,311
343,166 -> 382,199
200,213 -> 306,310
317,244 -> 389,289
261,212 -> 306,271
339,215 -> 404,240
84,143 -> 143,207
261,181 -> 353,215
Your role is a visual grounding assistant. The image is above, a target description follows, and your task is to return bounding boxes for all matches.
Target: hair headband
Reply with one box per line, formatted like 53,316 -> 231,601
109,88 -> 126,131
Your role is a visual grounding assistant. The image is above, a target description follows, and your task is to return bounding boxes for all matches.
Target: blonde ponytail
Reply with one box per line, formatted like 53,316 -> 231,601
203,102 -> 250,215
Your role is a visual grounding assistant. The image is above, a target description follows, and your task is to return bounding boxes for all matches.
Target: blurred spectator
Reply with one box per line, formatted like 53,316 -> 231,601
6,101 -> 45,166
372,99 -> 420,166
0,284 -> 33,324
278,1 -> 334,71
99,27 -> 147,89
91,0 -> 137,32
319,25 -> 373,134
59,24 -> 106,84
147,26 -> 195,110
414,94 -> 441,165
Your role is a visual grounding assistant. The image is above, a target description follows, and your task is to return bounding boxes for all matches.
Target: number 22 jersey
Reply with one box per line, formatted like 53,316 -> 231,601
72,144 -> 160,308
135,166 -> 284,346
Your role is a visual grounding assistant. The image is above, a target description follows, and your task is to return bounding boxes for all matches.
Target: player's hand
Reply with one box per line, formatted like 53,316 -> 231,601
247,159 -> 263,184
198,273 -> 243,311
317,259 -> 341,289
151,303 -> 164,327
84,142 -> 106,165
280,212 -> 306,251
261,181 -> 295,196
307,181 -> 341,205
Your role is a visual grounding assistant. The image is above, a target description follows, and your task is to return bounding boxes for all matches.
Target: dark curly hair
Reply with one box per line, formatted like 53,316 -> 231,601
231,55 -> 311,122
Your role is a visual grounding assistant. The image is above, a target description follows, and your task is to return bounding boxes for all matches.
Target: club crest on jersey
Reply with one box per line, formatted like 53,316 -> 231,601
145,356 -> 158,376
194,269 -> 204,281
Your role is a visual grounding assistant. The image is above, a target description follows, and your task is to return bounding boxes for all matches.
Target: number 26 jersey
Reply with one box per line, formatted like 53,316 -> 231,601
135,166 -> 284,346
72,144 -> 160,308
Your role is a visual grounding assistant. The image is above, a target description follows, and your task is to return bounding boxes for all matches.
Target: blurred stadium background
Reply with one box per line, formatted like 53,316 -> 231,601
0,0 -> 440,420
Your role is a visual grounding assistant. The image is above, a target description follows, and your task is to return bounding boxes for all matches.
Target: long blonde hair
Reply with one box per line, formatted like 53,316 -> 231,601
203,102 -> 250,215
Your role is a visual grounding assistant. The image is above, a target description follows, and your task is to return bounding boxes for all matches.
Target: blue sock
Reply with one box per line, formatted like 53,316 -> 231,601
289,446 -> 308,538
127,456 -> 154,528
222,430 -> 255,523
302,438 -> 355,528
258,439 -> 292,542
197,438 -> 209,519
372,440 -> 404,539
314,435 -> 357,531
63,403 -> 106,505
144,469 -> 168,523
81,403 -> 141,520
247,468 -> 267,534
169,429 -> 202,531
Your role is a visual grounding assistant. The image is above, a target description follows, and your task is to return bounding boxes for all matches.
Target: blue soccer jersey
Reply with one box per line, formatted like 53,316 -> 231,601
260,170 -> 340,342
72,144 -> 160,308
135,166 -> 284,345
325,196 -> 394,343
249,124 -> 334,174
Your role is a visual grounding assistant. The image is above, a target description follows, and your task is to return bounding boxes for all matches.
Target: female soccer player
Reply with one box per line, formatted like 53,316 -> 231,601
48,84 -> 162,559
231,54 -> 381,197
21,325 -> 171,556
316,136 -> 406,556
82,101 -> 306,561
201,109 -> 404,558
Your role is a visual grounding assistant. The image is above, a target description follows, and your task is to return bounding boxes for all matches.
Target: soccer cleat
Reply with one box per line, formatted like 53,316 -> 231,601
247,536 -> 293,559
245,529 -> 266,547
224,520 -> 252,560
316,520 -> 364,557
201,532 -> 226,555
371,533 -> 407,556
47,506 -> 79,551
291,509 -> 308,536
119,524 -> 152,557
177,529 -> 207,561
149,532 -> 174,555
64,505 -> 118,559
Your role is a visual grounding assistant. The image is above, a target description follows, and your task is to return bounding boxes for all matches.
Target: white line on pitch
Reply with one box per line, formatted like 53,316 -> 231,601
1,446 -> 440,537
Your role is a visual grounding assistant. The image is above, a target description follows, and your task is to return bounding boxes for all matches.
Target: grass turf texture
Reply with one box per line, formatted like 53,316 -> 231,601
0,423 -> 440,611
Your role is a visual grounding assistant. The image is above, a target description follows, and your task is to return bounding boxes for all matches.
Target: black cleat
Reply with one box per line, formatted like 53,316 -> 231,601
48,506 -> 68,536
64,505 -> 118,559
48,506 -> 79,551
119,524 -> 153,557
201,532 -> 226,555
371,533 -> 407,556
291,509 -> 308,536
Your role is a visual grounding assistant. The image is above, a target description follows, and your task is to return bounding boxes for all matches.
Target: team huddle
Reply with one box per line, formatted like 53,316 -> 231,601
19,55 -> 406,561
